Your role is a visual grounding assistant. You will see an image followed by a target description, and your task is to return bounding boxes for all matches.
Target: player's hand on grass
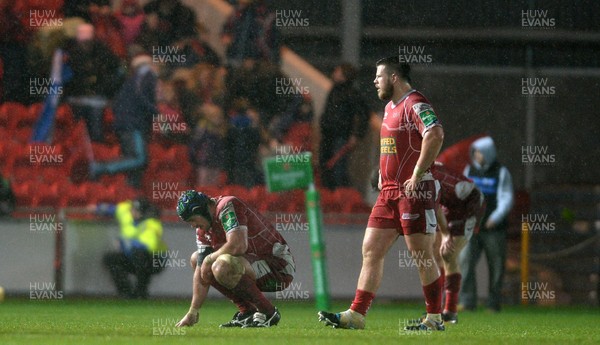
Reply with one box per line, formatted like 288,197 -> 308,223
175,309 -> 199,327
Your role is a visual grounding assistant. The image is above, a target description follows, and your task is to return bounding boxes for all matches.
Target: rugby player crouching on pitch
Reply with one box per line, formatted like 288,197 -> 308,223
407,162 -> 486,325
175,190 -> 295,328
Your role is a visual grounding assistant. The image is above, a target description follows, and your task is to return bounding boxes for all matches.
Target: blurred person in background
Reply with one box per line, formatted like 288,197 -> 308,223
101,198 -> 167,299
142,0 -> 197,47
221,0 -> 279,67
224,98 -> 262,188
63,22 -> 122,142
88,53 -> 158,187
459,136 -> 514,312
319,63 -> 370,190
114,0 -> 145,46
189,103 -> 227,186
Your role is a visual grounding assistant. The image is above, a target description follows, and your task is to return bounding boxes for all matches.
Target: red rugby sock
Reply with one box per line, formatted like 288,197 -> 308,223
423,276 -> 443,314
231,275 -> 275,315
211,281 -> 256,314
350,289 -> 375,316
444,273 -> 461,313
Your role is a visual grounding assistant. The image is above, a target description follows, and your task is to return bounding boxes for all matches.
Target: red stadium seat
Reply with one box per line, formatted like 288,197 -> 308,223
12,180 -> 38,207
25,103 -> 44,128
12,126 -> 33,144
0,139 -> 14,175
319,188 -> 342,213
10,145 -> 40,183
65,182 -> 95,207
0,102 -> 28,129
36,181 -> 67,207
91,143 -> 120,162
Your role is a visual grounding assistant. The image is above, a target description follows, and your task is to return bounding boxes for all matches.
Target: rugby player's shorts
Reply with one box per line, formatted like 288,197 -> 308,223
443,189 -> 486,240
367,180 -> 440,235
244,243 -> 295,292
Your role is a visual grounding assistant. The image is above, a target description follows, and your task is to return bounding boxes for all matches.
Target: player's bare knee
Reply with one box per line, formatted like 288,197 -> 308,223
212,254 -> 245,289
190,251 -> 199,270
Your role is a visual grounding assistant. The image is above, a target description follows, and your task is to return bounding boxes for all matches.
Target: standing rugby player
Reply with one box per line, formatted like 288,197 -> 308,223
319,57 -> 445,330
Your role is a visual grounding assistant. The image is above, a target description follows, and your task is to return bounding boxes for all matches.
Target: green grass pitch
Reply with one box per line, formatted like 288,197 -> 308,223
0,298 -> 599,345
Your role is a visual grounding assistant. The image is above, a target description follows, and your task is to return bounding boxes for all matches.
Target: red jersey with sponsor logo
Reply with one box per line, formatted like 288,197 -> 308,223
380,90 -> 441,190
431,162 -> 482,219
196,196 -> 288,255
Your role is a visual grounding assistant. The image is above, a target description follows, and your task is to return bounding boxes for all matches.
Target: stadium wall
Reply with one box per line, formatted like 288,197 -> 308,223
0,218 -> 491,300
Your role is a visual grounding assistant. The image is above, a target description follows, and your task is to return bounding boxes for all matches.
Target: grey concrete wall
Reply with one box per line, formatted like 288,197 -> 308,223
0,218 -> 490,300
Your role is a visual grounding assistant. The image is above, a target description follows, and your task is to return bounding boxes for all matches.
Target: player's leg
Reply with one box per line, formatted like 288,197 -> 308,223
441,227 -> 468,323
480,230 -> 506,312
189,251 -> 257,327
458,234 -> 483,310
319,227 -> 399,329
211,254 -> 281,327
403,232 -> 445,331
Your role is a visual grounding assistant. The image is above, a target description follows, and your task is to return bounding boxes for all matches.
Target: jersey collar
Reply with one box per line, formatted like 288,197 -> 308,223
391,89 -> 416,109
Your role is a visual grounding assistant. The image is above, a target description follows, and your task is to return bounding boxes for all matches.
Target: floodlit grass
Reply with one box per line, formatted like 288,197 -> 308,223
0,298 -> 599,345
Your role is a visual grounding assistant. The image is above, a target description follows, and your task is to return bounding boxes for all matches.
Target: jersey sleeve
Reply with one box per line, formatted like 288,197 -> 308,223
218,199 -> 248,233
410,101 -> 440,136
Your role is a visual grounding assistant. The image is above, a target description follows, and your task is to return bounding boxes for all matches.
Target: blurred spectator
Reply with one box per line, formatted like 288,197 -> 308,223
269,93 -> 314,151
172,37 -> 221,68
63,0 -> 108,22
319,63 -> 370,189
63,23 -> 122,142
142,0 -> 197,46
192,63 -> 226,105
225,98 -> 262,188
90,53 -> 158,188
459,136 -> 514,312
222,0 -> 279,67
225,60 -> 286,126
101,198 -> 167,299
114,0 -> 145,45
189,103 -> 227,186
0,0 -> 37,103
88,0 -> 127,59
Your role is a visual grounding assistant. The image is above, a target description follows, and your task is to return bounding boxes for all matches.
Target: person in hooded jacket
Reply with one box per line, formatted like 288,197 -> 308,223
459,136 -> 514,312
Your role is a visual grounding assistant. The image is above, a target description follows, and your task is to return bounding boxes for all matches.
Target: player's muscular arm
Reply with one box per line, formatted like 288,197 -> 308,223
404,126 -> 444,192
216,229 -> 249,257
176,266 -> 209,327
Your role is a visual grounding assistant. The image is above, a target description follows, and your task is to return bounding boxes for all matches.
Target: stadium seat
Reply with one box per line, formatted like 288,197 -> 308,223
0,102 -> 28,129
91,143 -> 120,162
12,180 -> 38,207
12,126 -> 33,144
319,188 -> 342,213
25,103 -> 44,128
65,182 -> 95,207
10,145 -> 40,183
36,181 -> 67,207
0,139 -> 14,176
194,185 -> 222,198
55,104 -> 74,129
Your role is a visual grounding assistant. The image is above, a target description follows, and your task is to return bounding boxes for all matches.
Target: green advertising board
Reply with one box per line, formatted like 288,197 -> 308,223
263,152 -> 313,192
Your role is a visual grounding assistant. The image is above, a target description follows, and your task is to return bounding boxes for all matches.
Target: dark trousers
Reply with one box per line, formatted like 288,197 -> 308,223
103,248 -> 162,299
93,130 -> 147,187
319,138 -> 351,190
69,97 -> 107,142
459,229 -> 507,311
